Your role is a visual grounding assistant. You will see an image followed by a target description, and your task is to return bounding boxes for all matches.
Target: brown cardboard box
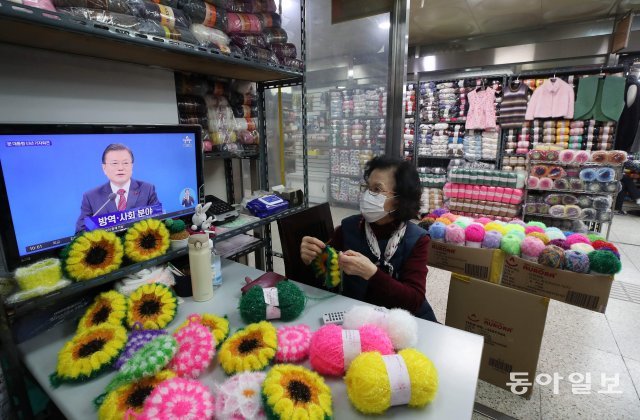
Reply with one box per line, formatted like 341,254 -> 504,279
500,255 -> 613,313
446,274 -> 548,398
427,241 -> 504,283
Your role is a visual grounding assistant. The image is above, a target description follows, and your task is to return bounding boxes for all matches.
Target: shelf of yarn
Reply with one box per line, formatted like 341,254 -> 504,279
524,195 -> 613,222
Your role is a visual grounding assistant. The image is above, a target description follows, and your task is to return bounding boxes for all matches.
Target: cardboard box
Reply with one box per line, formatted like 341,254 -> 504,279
446,274 -> 548,398
427,241 -> 504,283
500,255 -> 613,313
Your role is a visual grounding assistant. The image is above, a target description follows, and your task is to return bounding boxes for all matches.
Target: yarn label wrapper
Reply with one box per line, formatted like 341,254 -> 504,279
342,329 -> 361,367
382,354 -> 412,407
262,287 -> 281,319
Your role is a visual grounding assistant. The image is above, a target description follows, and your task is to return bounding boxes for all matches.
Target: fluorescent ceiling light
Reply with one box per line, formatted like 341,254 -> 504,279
337,86 -> 346,89
378,21 -> 391,29
347,69 -> 354,77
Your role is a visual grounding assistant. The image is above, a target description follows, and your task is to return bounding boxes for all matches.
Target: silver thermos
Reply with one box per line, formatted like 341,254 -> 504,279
188,234 -> 214,301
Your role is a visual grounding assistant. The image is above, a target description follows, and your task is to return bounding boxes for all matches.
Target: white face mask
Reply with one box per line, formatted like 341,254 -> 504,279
360,190 -> 396,223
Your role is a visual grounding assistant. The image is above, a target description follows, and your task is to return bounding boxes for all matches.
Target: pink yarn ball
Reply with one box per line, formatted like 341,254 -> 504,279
275,324 -> 312,363
565,234 -> 591,247
309,324 -> 393,376
476,217 -> 492,225
509,219 -> 527,227
168,315 -> 215,379
442,212 -> 459,222
214,372 -> 266,420
465,224 -> 485,247
445,224 -> 466,245
525,226 -> 544,235
521,236 -> 546,261
139,377 -> 215,420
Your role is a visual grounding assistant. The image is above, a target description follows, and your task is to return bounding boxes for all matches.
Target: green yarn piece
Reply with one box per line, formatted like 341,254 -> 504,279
239,281 -> 306,324
587,234 -> 606,243
103,335 -> 178,394
165,219 -> 186,234
500,235 -> 522,256
588,250 -> 622,275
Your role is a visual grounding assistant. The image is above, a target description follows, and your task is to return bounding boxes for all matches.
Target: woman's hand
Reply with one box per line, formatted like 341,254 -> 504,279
300,236 -> 325,265
339,250 -> 378,280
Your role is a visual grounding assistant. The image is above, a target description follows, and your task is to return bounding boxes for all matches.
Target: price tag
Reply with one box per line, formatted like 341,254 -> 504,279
342,329 -> 361,367
262,287 -> 281,320
382,355 -> 412,406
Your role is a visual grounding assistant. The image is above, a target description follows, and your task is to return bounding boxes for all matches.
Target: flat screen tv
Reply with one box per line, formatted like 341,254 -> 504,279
0,124 -> 203,270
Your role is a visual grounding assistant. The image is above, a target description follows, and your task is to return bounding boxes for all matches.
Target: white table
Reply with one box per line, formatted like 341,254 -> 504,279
18,259 -> 483,419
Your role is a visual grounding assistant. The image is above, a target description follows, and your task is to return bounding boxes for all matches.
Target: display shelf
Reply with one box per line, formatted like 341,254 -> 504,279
0,2 -> 302,82
217,235 -> 266,260
524,212 -> 611,224
331,173 -> 362,179
529,160 -> 624,168
204,150 -> 259,160
527,187 -> 619,195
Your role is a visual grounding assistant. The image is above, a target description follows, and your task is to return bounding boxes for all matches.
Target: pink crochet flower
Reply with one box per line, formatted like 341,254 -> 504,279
168,315 -> 214,378
275,324 -> 312,363
138,377 -> 214,420
214,372 -> 267,420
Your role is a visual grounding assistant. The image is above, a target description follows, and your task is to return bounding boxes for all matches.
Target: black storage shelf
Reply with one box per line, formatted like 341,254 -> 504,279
0,1 -> 302,82
204,150 -> 259,160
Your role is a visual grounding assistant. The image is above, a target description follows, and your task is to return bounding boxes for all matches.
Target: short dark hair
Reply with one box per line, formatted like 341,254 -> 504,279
363,155 -> 421,222
102,143 -> 134,163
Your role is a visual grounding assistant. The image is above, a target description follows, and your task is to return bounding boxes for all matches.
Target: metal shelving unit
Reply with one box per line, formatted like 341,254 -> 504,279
0,0 -> 309,417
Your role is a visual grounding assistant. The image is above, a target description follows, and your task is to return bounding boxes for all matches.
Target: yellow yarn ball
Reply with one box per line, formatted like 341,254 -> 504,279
15,258 -> 62,291
345,349 -> 438,414
435,217 -> 452,225
484,222 -> 506,236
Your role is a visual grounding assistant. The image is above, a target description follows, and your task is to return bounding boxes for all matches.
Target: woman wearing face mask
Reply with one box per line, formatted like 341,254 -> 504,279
300,155 -> 437,322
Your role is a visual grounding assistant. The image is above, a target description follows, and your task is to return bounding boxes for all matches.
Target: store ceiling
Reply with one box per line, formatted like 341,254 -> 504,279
409,0 -> 639,46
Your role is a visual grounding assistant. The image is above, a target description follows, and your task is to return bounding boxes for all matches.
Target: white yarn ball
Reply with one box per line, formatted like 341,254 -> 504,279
342,305 -> 417,350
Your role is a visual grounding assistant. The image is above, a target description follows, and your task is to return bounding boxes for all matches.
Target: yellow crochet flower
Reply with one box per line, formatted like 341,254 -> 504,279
127,283 -> 177,330
124,218 -> 170,262
77,291 -> 127,333
62,230 -> 124,281
218,321 -> 277,375
97,370 -> 175,420
176,313 -> 229,348
262,364 -> 333,420
51,325 -> 127,386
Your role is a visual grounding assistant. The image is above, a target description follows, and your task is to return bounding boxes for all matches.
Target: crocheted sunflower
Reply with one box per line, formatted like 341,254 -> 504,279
311,245 -> 341,288
176,312 -> 230,349
77,290 -> 127,333
262,364 -> 333,420
50,324 -> 127,387
97,370 -> 175,420
61,230 -> 123,281
218,321 -> 277,375
123,219 -> 170,262
127,283 -> 177,330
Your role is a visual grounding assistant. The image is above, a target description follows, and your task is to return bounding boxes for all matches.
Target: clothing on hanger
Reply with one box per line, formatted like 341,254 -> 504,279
498,81 -> 529,129
525,78 -> 574,120
573,75 -> 626,122
616,75 -> 640,152
465,86 -> 497,130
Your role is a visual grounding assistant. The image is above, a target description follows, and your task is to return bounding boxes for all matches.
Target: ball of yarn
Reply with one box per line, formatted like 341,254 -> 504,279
565,233 -> 590,247
213,372 -> 266,420
342,306 -> 417,350
559,149 -> 575,163
508,219 -> 527,227
539,177 -> 553,189
432,208 -> 448,217
570,243 -> 595,254
435,217 -> 452,225
465,224 -> 485,248
138,377 -> 214,420
527,221 -> 547,229
588,251 -> 622,275
538,245 -> 565,268
428,221 -> 447,241
596,167 -> 615,182
591,240 -> 620,259
309,324 -> 394,376
580,168 -> 597,182
506,229 -> 525,240
504,224 -> 526,236
485,221 -> 506,235
574,150 -> 590,163
445,224 -> 465,246
607,150 -> 628,164
500,234 -> 522,256
476,217 -> 493,225
345,349 -> 438,414
546,150 -> 559,161
549,239 -> 570,250
527,231 -> 550,245
521,237 -> 546,261
528,176 -> 540,188
482,230 -> 503,249
564,251 -> 590,273
15,258 -> 62,291
275,324 -> 312,363
239,281 -> 305,324
441,212 -> 458,222
587,234 -> 606,243
545,227 -> 566,241
525,226 -> 544,235
591,151 -> 607,163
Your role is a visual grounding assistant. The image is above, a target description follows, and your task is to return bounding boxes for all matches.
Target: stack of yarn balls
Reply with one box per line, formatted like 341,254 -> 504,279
422,210 -> 622,275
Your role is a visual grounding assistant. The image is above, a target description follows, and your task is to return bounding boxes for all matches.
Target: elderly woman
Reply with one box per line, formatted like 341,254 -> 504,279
301,155 -> 436,322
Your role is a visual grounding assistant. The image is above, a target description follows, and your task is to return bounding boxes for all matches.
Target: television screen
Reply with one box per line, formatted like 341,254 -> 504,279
0,125 -> 203,268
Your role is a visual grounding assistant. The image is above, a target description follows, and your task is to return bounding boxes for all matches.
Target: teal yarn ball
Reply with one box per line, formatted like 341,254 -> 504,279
538,245 -> 565,269
239,281 -> 306,324
500,234 -> 522,256
588,251 -> 622,275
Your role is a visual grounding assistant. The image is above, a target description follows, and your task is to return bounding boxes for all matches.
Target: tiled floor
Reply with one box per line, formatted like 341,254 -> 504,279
269,208 -> 640,420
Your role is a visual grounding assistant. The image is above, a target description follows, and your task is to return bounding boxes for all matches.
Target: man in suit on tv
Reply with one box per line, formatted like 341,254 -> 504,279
76,143 -> 161,232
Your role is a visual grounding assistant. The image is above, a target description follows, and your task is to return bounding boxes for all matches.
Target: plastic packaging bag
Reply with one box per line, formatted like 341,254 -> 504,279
226,12 -> 263,33
262,27 -> 287,43
256,12 -> 281,28
58,7 -> 139,27
176,74 -> 209,96
229,33 -> 269,49
178,95 -> 208,115
190,24 -> 230,50
181,0 -> 228,30
232,104 -> 257,118
229,91 -> 256,107
241,45 -> 278,64
270,42 -> 297,59
135,1 -> 190,29
53,0 -> 134,14
278,57 -> 303,70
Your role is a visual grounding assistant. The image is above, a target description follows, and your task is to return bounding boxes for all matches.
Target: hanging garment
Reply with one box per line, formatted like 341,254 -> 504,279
498,81 -> 529,128
525,78 -> 574,120
573,76 -> 626,122
465,87 -> 497,130
616,76 -> 640,151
